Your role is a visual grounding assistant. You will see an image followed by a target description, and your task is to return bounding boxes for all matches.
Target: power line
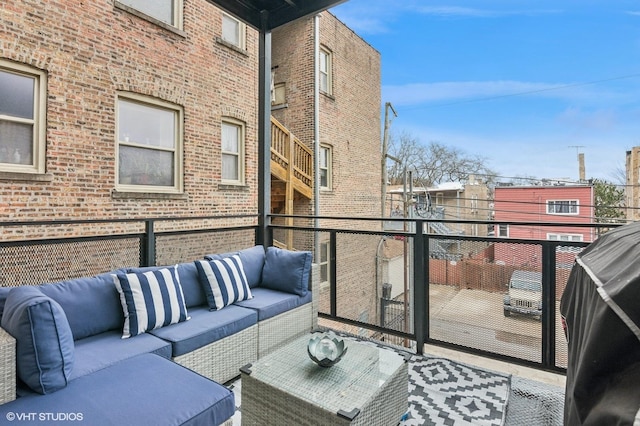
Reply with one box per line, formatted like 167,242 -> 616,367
399,73 -> 640,111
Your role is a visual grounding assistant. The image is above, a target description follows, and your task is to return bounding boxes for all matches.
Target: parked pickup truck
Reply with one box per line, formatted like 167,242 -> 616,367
503,270 -> 542,319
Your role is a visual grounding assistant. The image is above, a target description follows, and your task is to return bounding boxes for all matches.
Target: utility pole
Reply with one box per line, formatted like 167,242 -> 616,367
381,102 -> 398,217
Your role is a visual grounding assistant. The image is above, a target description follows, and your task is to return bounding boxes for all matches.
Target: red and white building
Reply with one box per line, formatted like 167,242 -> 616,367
493,183 -> 595,267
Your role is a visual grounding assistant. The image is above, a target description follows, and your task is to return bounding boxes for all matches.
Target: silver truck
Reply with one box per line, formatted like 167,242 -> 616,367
503,270 -> 542,319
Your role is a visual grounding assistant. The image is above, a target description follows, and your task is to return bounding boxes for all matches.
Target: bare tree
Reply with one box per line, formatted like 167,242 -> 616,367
387,131 -> 495,187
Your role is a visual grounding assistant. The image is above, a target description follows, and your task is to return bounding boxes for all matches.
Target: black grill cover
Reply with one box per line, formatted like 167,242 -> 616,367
560,222 -> 640,425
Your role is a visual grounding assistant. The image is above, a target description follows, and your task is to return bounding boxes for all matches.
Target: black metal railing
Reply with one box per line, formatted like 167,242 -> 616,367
0,214 -> 615,373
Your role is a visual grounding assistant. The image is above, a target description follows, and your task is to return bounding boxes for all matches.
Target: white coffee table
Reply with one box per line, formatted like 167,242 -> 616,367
241,332 -> 408,425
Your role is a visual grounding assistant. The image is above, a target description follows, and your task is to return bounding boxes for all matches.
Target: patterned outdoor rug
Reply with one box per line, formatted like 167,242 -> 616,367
400,356 -> 511,426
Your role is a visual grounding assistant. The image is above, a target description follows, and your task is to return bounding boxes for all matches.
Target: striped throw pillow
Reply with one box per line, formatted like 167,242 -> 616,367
195,255 -> 253,310
113,266 -> 189,338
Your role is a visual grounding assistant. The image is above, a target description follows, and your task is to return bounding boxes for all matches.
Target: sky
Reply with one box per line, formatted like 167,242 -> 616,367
330,0 -> 640,184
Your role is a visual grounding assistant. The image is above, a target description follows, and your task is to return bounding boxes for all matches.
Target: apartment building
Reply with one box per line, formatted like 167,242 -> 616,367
1,1 -> 262,225
493,183 -> 595,267
271,12 -> 383,328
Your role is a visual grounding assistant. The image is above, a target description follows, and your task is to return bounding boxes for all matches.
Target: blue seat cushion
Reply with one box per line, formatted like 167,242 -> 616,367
39,272 -> 124,341
235,287 -> 311,321
0,353 -> 235,426
69,330 -> 171,381
1,286 -> 74,395
149,305 -> 257,357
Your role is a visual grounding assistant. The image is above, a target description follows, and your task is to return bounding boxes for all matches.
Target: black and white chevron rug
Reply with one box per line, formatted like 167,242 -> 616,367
400,356 -> 511,426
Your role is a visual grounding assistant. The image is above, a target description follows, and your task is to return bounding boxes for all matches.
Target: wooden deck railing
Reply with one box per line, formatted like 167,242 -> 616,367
271,116 -> 313,198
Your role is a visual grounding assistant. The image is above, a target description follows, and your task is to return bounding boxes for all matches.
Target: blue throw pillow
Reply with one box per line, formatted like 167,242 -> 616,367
195,255 -> 253,310
1,286 -> 74,395
113,266 -> 189,338
205,245 -> 266,288
261,247 -> 312,297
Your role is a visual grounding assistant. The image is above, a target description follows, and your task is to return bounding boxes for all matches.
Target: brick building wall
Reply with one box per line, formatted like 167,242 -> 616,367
1,0 -> 259,225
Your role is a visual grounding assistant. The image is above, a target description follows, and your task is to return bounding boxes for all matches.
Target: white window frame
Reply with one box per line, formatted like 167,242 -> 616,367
319,144 -> 332,190
0,60 -> 47,174
221,13 -> 246,49
319,240 -> 330,287
498,224 -> 509,237
221,118 -> 245,185
547,199 -> 579,215
272,82 -> 286,106
547,233 -> 583,242
115,0 -> 183,30
471,195 -> 478,214
319,47 -> 332,95
116,93 -> 183,193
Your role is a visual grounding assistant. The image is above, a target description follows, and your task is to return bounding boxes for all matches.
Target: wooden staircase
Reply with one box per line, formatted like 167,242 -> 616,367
270,116 -> 313,249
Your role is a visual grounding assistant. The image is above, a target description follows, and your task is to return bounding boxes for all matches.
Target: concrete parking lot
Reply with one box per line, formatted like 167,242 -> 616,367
428,284 -> 568,367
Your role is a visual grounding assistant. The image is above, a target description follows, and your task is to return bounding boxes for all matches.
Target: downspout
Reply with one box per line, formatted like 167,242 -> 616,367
257,13 -> 272,247
314,14 -> 320,258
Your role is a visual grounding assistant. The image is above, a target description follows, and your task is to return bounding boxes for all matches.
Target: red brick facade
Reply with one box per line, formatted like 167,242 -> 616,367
1,1 -> 259,222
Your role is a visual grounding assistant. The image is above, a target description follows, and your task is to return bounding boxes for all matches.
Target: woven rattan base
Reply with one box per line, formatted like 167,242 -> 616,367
242,333 -> 408,426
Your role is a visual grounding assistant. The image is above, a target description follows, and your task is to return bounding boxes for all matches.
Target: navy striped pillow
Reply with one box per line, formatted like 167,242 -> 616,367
195,255 -> 253,310
113,266 -> 189,338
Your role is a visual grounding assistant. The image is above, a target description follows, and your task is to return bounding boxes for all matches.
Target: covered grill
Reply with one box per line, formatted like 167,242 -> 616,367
561,222 -> 640,425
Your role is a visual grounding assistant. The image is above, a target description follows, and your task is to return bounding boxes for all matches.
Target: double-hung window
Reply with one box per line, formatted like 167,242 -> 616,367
221,119 -> 245,185
319,47 -> 332,95
116,94 -> 183,192
547,200 -> 578,215
222,13 -> 246,49
319,144 -> 332,190
116,0 -> 183,29
0,60 -> 46,174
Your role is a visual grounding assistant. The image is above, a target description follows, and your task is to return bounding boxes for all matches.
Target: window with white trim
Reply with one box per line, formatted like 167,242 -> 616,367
547,200 -> 578,215
547,233 -> 583,242
222,13 -> 246,49
117,0 -> 183,29
320,241 -> 330,286
498,224 -> 509,237
116,94 -> 183,192
0,60 -> 47,174
471,194 -> 478,214
272,83 -> 286,105
319,47 -> 332,95
319,144 -> 332,190
221,119 -> 245,184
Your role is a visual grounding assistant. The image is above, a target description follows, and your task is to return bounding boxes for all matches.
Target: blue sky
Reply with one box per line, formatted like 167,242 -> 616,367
330,1 -> 640,183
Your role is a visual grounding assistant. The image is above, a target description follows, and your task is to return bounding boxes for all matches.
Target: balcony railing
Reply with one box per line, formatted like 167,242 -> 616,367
270,116 -> 313,198
0,215 -> 614,374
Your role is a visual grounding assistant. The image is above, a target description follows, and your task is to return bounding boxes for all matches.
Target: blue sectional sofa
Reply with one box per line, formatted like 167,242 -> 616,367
0,246 -> 317,425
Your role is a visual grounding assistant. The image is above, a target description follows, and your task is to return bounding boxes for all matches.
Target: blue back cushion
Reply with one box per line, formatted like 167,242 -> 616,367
205,245 -> 266,288
40,273 -> 124,341
261,247 -> 312,297
1,286 -> 74,394
127,263 -> 206,308
0,286 -> 11,318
